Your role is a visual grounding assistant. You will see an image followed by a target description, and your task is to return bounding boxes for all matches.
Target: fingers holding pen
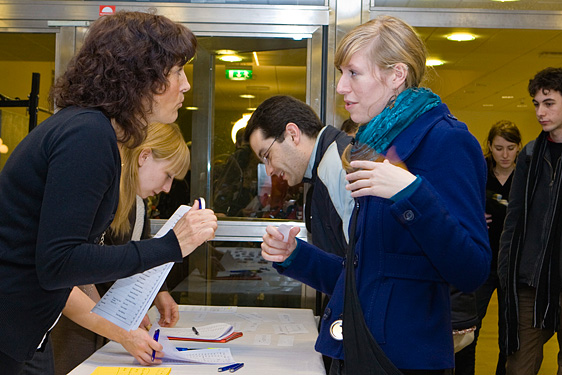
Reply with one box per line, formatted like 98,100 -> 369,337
173,204 -> 218,258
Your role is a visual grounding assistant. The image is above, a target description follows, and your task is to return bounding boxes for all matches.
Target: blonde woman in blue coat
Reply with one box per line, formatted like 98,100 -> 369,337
260,16 -> 491,374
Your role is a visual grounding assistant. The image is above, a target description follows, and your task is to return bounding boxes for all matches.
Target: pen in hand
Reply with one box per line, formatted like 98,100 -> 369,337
151,329 -> 160,362
192,326 -> 199,336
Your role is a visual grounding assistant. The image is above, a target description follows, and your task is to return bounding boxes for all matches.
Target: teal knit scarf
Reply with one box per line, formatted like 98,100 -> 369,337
355,87 -> 441,153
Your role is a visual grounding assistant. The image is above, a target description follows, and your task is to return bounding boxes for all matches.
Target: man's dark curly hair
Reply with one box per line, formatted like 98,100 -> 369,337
528,67 -> 562,98
244,95 -> 324,143
50,11 -> 197,147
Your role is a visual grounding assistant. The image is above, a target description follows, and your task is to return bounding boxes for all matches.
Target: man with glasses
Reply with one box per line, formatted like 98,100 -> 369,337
244,95 -> 353,258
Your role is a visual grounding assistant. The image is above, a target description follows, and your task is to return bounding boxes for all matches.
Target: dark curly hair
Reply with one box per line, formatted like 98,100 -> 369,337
244,95 -> 323,143
50,11 -> 197,147
528,67 -> 562,98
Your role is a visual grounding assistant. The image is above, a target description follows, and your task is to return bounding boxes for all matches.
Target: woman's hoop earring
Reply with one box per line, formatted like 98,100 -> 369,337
385,94 -> 397,109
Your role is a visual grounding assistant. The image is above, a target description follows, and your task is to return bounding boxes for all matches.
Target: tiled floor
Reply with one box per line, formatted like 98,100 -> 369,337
475,291 -> 558,374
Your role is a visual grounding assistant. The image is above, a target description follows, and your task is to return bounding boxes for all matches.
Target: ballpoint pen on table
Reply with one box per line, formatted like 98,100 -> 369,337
151,329 -> 160,362
218,363 -> 244,372
192,326 -> 200,336
229,363 -> 244,373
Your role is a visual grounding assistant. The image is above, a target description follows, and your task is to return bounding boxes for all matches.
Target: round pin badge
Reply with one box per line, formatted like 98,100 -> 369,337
330,319 -> 343,340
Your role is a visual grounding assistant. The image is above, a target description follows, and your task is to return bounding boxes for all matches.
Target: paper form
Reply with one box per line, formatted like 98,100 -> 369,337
92,205 -> 191,331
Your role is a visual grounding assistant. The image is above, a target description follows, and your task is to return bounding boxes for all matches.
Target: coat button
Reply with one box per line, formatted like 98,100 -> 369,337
322,307 -> 332,320
403,210 -> 415,221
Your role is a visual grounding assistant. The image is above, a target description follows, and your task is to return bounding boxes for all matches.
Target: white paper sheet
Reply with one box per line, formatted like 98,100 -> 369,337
91,205 -> 192,331
160,323 -> 234,340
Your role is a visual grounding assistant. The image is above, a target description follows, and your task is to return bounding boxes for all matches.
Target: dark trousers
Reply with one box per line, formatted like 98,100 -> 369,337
0,337 -> 54,375
505,286 -> 562,375
329,359 -> 448,375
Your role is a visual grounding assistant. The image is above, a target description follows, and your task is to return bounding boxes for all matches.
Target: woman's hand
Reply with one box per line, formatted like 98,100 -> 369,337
173,200 -> 218,258
261,225 -> 300,263
345,159 -> 416,199
154,291 -> 179,327
119,327 -> 163,365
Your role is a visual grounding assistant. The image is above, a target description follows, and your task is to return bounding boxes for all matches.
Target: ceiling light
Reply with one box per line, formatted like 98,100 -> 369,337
426,59 -> 444,66
231,114 -> 253,144
0,138 -> 8,154
492,0 -> 519,2
218,55 -> 243,63
240,94 -> 255,99
253,51 -> 260,67
185,106 -> 198,111
246,107 -> 257,111
446,33 -> 476,42
501,95 -> 514,99
482,104 -> 494,107
216,49 -> 237,55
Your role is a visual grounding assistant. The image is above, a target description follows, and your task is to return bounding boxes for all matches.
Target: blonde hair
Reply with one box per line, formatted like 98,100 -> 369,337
111,122 -> 190,237
334,15 -> 427,89
336,16 -> 427,168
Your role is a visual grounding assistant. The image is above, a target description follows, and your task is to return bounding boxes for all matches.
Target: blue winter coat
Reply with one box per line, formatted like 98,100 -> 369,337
274,103 -> 491,370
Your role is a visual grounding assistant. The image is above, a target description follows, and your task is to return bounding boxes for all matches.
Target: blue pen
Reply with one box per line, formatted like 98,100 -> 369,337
151,329 -> 160,362
229,363 -> 244,373
218,363 -> 242,372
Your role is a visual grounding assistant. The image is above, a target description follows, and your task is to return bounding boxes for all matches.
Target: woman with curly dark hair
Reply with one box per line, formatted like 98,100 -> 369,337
0,11 -> 217,373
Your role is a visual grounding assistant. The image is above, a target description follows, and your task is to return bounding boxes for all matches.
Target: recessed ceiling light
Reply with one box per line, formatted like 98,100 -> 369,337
502,95 -> 514,99
185,106 -> 198,110
492,0 -> 519,2
446,33 -> 476,42
216,49 -> 237,55
218,55 -> 243,62
426,59 -> 444,66
482,104 -> 494,107
240,94 -> 255,99
246,107 -> 257,111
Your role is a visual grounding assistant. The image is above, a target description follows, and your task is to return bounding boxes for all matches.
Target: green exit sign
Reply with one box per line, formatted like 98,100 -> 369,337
226,69 -> 252,80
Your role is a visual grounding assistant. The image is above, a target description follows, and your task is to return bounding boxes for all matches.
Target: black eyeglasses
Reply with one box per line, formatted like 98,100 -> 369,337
261,133 -> 282,165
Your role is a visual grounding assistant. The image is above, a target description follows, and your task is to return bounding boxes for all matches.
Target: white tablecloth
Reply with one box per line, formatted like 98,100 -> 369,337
68,304 -> 326,375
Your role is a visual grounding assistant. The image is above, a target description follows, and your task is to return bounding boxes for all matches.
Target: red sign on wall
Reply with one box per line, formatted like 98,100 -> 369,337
99,5 -> 116,16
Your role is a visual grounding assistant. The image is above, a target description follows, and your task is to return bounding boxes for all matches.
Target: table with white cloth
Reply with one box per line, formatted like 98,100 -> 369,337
68,304 -> 326,375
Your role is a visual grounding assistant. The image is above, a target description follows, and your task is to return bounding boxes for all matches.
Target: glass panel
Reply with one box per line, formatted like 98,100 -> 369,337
171,241 -> 305,308
157,35 -> 310,308
372,0 -> 562,11
208,37 -> 306,220
0,32 -> 55,171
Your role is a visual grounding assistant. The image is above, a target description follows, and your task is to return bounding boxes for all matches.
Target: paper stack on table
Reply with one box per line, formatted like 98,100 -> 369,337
162,323 -> 243,343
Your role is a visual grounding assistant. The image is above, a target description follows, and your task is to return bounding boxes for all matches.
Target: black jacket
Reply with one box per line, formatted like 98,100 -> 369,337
498,134 -> 562,354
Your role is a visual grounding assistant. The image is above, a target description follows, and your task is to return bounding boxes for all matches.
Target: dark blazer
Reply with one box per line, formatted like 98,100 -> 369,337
0,107 -> 182,362
275,104 -> 491,370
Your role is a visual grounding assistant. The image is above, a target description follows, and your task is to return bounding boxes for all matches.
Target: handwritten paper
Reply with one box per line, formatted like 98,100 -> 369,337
92,205 -> 191,331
